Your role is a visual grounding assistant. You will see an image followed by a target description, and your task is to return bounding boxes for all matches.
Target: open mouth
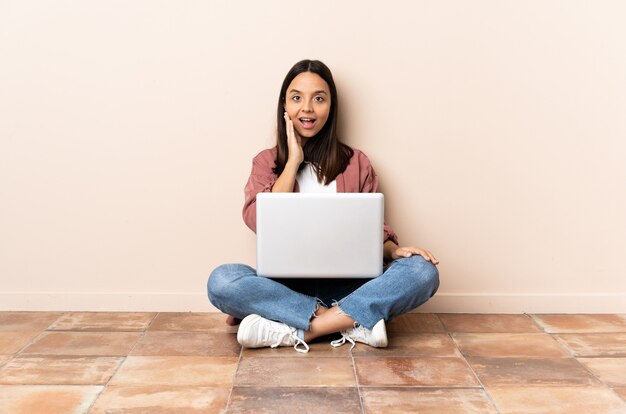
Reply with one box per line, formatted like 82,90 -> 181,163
299,117 -> 317,129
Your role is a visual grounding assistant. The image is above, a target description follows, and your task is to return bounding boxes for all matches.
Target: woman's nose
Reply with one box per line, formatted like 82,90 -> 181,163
302,100 -> 313,112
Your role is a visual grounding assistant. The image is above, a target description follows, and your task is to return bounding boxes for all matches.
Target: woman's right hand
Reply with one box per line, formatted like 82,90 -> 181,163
284,112 -> 304,166
271,112 -> 304,192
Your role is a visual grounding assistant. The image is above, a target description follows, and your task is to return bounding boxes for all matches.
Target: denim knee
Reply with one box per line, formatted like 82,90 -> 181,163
405,255 -> 440,297
207,263 -> 249,305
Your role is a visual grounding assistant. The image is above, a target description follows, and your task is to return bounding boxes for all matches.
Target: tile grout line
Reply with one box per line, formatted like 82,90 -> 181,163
548,332 -> 578,358
525,313 -> 548,332
445,329 -> 504,414
547,331 -> 626,407
143,312 -> 160,332
224,341 -> 244,413
444,313 -> 626,412
529,313 -> 626,394
0,312 -> 69,374
570,351 -> 620,391
83,311 -> 160,413
10,311 -> 69,357
349,346 -> 366,414
434,313 -> 447,332
434,310 -> 501,410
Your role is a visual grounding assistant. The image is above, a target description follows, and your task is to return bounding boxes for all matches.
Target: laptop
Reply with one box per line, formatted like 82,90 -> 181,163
256,193 -> 384,278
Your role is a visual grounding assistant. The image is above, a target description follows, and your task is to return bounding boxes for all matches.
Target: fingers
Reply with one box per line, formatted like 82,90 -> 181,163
284,112 -> 301,144
393,247 -> 413,259
397,246 -> 439,265
425,250 -> 439,265
284,112 -> 293,138
416,248 -> 438,264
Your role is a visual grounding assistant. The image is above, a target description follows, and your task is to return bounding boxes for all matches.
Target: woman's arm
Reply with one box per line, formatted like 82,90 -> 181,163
271,160 -> 300,192
273,112 -> 304,192
384,240 -> 439,264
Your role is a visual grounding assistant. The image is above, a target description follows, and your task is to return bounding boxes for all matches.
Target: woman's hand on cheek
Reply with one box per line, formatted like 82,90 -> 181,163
392,246 -> 439,265
284,112 -> 304,165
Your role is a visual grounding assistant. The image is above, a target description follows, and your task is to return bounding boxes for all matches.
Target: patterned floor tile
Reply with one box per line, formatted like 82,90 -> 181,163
351,334 -> 460,357
20,332 -> 141,356
131,331 -> 240,357
0,312 -> 63,331
48,312 -> 156,331
468,357 -> 599,386
387,313 -> 446,333
531,314 -> 626,333
228,387 -> 361,413
613,387 -> 626,401
0,332 -> 41,354
0,356 -> 122,385
438,314 -> 542,333
109,356 -> 238,386
148,312 -> 233,332
3,311 -> 625,413
452,333 -> 570,358
0,385 -> 102,414
486,386 -> 626,414
555,333 -> 626,357
361,388 -> 498,414
235,356 -> 355,387
578,358 -> 626,386
89,386 -> 230,413
355,357 -> 479,387
0,355 -> 10,367
241,341 -> 350,357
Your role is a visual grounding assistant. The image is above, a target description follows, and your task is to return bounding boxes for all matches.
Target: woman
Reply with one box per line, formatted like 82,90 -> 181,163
207,60 -> 439,353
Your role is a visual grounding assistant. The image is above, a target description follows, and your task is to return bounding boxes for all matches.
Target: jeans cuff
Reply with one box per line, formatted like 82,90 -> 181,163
335,297 -> 379,330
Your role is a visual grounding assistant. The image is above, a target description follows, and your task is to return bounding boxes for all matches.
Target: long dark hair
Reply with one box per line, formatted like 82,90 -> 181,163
273,59 -> 353,184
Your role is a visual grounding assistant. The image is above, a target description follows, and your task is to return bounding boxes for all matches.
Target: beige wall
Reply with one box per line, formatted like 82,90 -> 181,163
1,1 -> 625,312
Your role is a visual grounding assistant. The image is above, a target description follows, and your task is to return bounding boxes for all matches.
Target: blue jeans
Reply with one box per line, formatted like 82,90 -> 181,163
207,255 -> 439,330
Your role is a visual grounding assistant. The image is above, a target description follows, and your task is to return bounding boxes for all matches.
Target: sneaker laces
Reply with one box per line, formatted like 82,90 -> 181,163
293,337 -> 310,353
330,334 -> 356,350
265,324 -> 310,353
330,323 -> 369,350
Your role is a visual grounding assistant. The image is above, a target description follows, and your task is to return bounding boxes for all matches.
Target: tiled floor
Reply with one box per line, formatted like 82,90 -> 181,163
1,312 -> 626,413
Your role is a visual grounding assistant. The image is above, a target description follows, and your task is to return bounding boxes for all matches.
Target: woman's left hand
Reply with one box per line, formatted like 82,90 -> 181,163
392,246 -> 439,265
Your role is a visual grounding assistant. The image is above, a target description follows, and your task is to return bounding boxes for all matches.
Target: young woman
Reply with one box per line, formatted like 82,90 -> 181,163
207,60 -> 439,353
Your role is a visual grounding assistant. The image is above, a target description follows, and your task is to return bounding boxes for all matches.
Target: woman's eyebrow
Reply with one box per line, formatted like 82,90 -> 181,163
288,89 -> 328,95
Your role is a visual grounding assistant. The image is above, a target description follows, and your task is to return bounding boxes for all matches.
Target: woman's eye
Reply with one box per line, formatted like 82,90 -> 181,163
292,96 -> 301,102
315,96 -> 325,102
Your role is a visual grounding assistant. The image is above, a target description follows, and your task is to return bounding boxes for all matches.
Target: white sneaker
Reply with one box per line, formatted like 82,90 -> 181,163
237,314 -> 310,353
331,319 -> 388,350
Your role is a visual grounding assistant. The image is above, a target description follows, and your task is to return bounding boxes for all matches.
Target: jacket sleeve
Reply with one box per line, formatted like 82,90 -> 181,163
242,150 -> 278,233
357,151 -> 400,246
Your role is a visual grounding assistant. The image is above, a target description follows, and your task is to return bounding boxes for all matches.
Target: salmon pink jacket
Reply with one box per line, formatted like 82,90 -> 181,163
242,147 -> 399,245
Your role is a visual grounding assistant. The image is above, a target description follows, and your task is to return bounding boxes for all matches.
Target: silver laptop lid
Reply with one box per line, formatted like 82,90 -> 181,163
256,193 -> 384,278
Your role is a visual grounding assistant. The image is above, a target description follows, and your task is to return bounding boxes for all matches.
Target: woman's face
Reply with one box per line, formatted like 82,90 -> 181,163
284,71 -> 331,139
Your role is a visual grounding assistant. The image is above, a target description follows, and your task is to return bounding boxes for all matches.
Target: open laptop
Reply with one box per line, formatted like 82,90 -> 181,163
256,193 -> 384,278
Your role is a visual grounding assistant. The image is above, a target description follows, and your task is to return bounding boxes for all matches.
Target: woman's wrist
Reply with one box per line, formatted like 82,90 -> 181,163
272,163 -> 299,192
285,159 -> 302,171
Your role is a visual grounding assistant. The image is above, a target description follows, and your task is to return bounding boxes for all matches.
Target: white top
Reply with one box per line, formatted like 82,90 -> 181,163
296,162 -> 337,193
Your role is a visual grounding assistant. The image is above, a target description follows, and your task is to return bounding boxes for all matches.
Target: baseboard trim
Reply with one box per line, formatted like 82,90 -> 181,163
417,293 -> 626,313
1,292 -> 625,313
0,292 -> 218,312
